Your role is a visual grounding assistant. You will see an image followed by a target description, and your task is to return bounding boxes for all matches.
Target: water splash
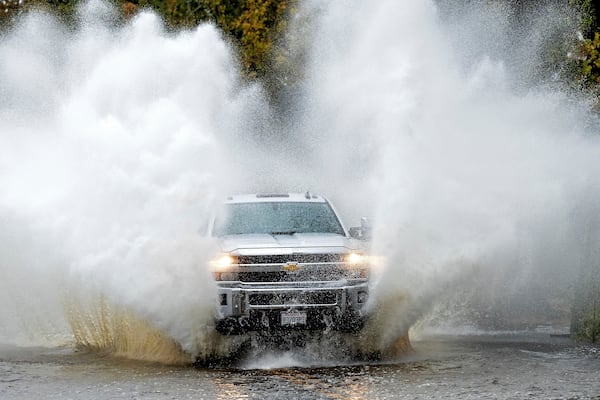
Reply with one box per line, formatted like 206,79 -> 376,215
66,294 -> 190,364
2,0 -> 600,365
294,0 -> 600,342
0,1 -> 260,360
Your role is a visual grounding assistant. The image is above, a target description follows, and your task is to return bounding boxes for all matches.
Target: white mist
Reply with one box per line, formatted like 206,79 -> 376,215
1,0 -> 599,363
297,0 -> 600,348
0,1 -> 261,358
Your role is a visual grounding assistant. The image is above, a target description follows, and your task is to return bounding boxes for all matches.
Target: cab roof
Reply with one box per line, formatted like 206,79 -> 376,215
225,192 -> 327,204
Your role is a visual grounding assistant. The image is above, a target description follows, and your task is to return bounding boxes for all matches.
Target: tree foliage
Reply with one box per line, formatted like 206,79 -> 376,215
2,0 -> 292,79
117,0 -> 292,78
578,30 -> 600,85
571,0 -> 597,35
209,0 -> 291,78
572,277 -> 600,343
1,0 -> 23,23
4,0 -> 600,103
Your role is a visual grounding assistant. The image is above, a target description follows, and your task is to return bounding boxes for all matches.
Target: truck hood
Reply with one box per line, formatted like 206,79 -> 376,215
219,233 -> 358,255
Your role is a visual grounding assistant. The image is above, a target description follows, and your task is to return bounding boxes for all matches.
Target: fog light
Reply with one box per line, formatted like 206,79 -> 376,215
219,293 -> 228,306
213,272 -> 239,281
220,272 -> 239,281
357,291 -> 368,304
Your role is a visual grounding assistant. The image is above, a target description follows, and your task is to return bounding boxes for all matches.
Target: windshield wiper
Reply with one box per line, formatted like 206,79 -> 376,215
270,230 -> 297,235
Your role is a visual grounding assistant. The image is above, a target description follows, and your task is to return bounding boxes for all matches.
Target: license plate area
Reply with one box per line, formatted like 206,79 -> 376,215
281,310 -> 307,326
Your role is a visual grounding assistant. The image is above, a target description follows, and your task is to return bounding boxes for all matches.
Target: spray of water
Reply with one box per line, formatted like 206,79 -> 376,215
1,0 -> 600,364
0,1 -> 261,360
293,0 -> 600,349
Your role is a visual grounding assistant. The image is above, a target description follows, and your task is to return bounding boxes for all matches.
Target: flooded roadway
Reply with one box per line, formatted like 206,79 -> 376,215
1,331 -> 599,399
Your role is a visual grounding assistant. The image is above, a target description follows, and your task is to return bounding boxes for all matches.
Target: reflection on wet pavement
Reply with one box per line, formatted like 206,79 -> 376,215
1,334 -> 600,399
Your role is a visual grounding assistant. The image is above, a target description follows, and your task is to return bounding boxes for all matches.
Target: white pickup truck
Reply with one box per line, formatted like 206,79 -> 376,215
208,193 -> 372,335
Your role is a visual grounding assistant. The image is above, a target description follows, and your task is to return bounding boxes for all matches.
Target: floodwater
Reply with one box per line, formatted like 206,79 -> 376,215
1,331 -> 599,399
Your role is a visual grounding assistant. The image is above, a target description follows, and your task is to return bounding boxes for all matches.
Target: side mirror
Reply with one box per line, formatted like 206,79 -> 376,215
349,217 -> 372,240
349,226 -> 362,239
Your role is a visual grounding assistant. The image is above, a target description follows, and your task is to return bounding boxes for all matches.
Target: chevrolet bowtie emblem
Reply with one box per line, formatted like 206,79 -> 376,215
282,262 -> 300,273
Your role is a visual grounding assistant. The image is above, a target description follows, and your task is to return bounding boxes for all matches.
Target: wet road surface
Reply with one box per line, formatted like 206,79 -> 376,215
1,332 -> 599,399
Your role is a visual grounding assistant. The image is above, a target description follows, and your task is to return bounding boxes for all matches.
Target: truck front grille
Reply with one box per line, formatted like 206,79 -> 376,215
237,253 -> 344,264
248,291 -> 338,306
238,268 -> 365,282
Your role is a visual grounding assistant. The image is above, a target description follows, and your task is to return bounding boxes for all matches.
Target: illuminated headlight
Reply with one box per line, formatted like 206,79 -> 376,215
210,254 -> 238,272
210,254 -> 240,281
344,252 -> 368,265
343,252 -> 370,278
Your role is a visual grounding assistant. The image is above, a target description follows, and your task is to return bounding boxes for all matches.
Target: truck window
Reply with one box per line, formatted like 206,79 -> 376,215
216,202 -> 345,236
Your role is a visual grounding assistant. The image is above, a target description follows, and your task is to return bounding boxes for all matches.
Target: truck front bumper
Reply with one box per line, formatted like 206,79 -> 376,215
214,279 -> 369,334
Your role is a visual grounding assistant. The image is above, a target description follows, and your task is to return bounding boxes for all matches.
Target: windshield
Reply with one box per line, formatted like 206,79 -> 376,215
215,202 -> 345,236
